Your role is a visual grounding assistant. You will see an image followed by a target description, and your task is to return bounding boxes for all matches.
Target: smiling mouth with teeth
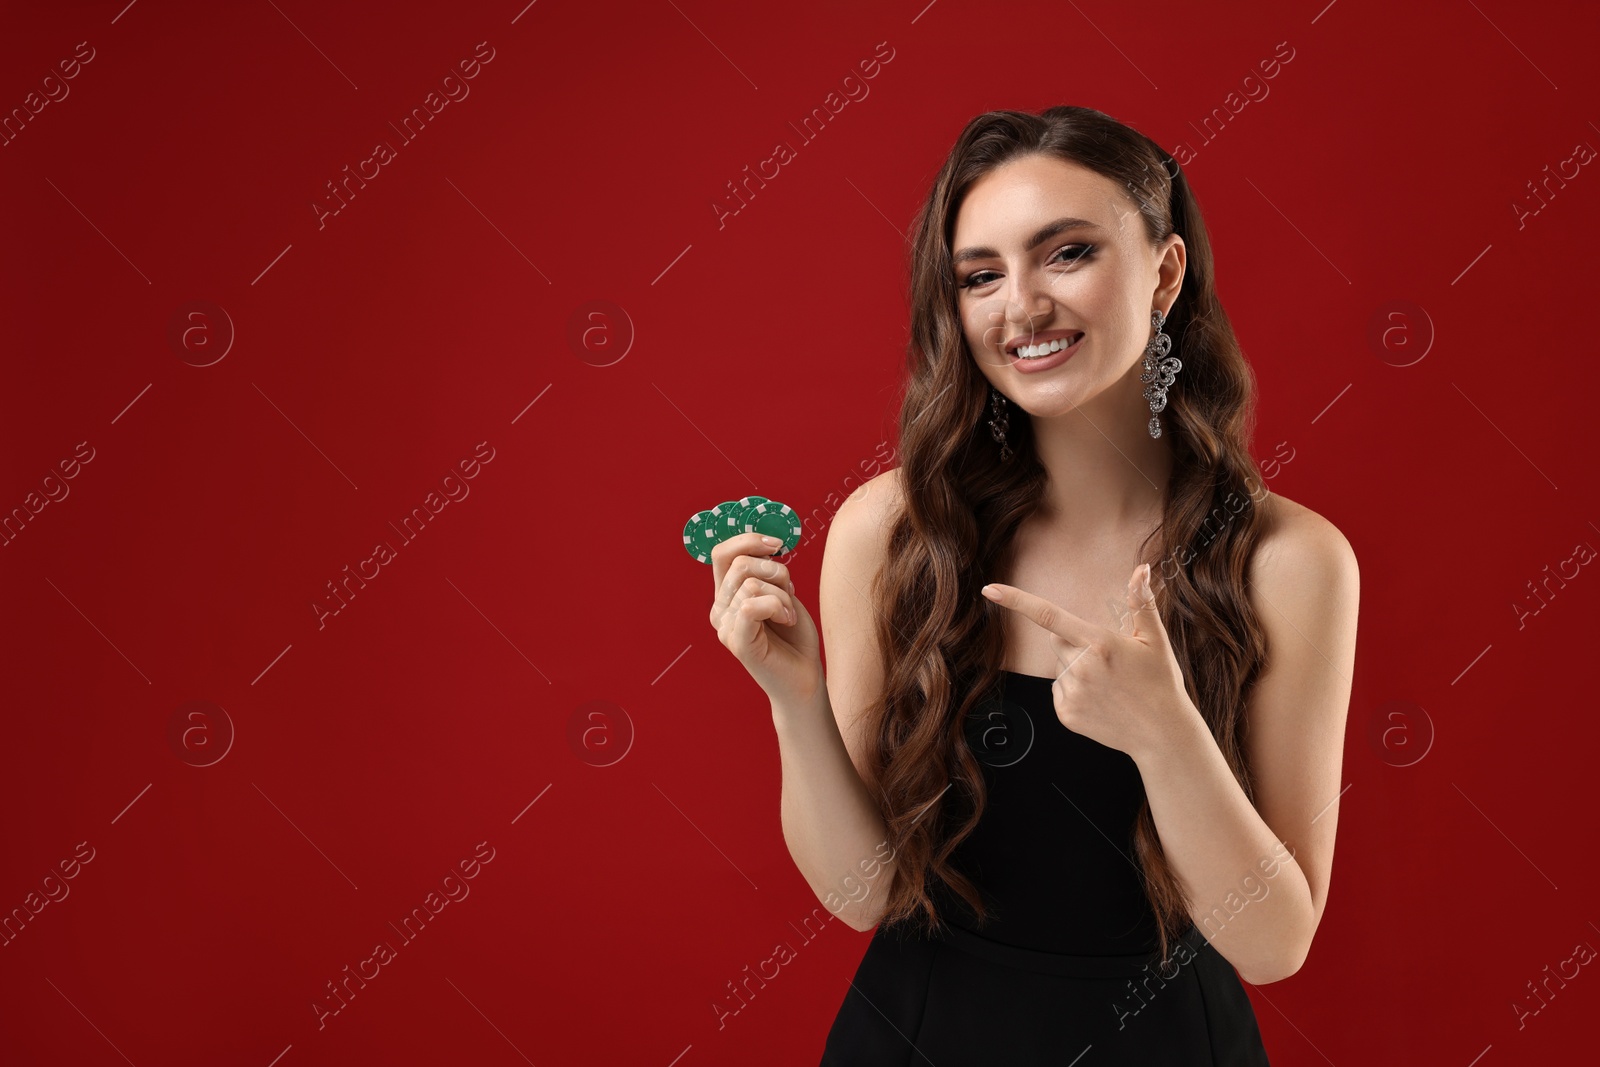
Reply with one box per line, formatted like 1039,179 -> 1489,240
1011,332 -> 1083,359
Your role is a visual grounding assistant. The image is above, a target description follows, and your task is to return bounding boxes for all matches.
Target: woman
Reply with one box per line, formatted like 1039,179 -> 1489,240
708,105 -> 1359,1065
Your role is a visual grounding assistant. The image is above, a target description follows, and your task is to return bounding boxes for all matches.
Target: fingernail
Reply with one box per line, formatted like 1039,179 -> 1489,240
762,536 -> 781,547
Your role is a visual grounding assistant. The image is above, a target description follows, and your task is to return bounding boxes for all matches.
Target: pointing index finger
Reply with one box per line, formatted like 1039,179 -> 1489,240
980,582 -> 1100,646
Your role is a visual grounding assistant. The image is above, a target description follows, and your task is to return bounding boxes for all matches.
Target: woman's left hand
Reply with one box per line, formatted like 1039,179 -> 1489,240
980,563 -> 1204,764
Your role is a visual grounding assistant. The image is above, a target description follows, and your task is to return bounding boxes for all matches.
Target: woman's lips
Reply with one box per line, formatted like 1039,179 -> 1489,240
1008,332 -> 1082,373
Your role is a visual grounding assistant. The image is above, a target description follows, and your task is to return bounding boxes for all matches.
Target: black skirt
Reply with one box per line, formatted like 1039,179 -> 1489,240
820,919 -> 1271,1065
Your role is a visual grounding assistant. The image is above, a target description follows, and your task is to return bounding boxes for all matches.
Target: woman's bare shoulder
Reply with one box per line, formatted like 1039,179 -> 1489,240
847,464 -> 907,520
1252,488 -> 1359,585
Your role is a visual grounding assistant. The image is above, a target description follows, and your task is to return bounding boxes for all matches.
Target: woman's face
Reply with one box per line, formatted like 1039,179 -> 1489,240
951,152 -> 1183,418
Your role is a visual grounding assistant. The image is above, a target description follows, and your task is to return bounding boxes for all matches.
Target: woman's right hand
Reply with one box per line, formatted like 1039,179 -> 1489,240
710,533 -> 823,705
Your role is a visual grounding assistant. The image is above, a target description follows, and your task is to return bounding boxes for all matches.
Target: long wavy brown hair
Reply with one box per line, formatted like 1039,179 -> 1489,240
861,105 -> 1270,966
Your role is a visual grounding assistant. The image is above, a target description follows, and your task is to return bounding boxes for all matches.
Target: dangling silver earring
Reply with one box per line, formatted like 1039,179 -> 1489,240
987,385 -> 1014,462
1140,308 -> 1181,439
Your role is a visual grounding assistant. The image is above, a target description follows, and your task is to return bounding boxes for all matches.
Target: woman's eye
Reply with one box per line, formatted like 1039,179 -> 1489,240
1052,243 -> 1095,266
958,244 -> 1096,289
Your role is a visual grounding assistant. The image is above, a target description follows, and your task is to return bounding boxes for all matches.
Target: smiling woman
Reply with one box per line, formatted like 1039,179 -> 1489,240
768,104 -> 1363,1065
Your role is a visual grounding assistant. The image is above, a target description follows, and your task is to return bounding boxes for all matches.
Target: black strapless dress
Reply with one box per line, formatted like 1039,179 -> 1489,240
819,670 -> 1271,1065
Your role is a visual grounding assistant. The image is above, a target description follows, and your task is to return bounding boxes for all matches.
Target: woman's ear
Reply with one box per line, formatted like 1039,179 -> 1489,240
1156,233 -> 1186,310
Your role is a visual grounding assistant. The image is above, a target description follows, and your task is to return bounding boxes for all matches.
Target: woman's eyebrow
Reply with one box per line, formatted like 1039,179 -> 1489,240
952,216 -> 1103,265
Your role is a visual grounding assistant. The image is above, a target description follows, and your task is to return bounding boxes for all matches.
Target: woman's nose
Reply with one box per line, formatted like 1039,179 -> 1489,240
1004,274 -> 1053,324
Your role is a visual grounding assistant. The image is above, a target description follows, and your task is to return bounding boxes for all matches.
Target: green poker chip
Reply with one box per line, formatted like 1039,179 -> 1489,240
731,495 -> 767,539
712,500 -> 748,543
742,500 -> 801,554
682,509 -> 723,563
729,495 -> 764,522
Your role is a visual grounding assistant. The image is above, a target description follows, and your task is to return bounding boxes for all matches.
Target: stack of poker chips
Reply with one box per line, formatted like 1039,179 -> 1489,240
682,496 -> 802,563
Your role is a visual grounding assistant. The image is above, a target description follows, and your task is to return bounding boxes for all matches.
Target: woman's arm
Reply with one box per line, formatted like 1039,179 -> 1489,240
771,686 -> 897,932
774,473 -> 905,932
1136,507 -> 1359,984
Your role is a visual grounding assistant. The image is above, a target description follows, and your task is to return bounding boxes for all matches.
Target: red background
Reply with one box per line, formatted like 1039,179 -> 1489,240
3,0 -> 1597,1064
